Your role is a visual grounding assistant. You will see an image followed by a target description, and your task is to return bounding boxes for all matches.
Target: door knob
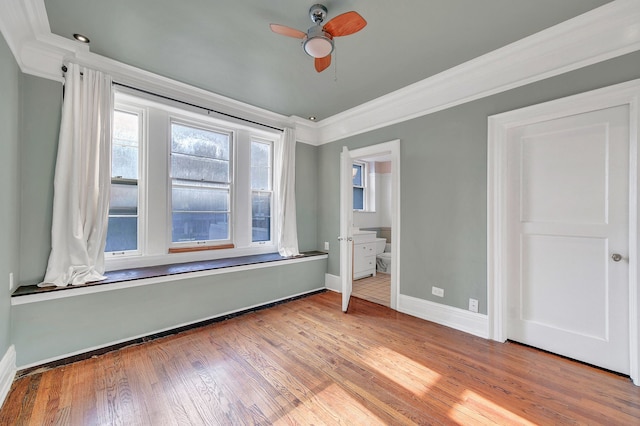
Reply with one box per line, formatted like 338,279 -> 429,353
612,253 -> 623,262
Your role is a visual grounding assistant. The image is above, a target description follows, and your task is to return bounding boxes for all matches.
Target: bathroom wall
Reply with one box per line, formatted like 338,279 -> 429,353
353,161 -> 392,230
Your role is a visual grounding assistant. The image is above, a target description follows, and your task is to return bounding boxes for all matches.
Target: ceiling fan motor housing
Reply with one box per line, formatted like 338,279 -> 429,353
309,4 -> 328,24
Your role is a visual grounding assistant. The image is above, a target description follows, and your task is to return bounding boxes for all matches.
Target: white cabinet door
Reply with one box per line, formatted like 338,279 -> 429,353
353,242 -> 376,278
507,104 -> 630,374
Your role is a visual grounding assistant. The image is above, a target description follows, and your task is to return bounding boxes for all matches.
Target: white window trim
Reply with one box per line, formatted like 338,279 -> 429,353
353,161 -> 365,211
168,118 -> 235,249
250,137 -> 275,247
105,91 -> 280,271
106,104 -> 147,259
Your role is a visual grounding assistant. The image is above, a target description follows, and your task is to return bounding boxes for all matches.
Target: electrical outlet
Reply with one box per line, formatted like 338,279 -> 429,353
324,241 -> 330,251
469,298 -> 479,313
9,272 -> 14,291
432,286 -> 444,297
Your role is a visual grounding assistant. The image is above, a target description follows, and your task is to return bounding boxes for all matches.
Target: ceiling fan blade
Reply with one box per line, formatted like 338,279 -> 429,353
323,11 -> 367,37
270,24 -> 306,39
315,55 -> 332,73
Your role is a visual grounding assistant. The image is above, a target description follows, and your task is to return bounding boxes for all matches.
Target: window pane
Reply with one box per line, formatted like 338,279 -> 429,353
353,164 -> 362,186
251,140 -> 272,243
112,143 -> 138,179
113,110 -> 139,142
112,111 -> 139,179
251,166 -> 270,190
172,186 -> 230,242
105,217 -> 138,252
252,192 -> 271,242
171,123 -> 230,183
107,110 -> 139,253
251,141 -> 270,167
354,187 -> 364,210
172,186 -> 229,212
109,183 -> 138,215
172,212 -> 229,242
251,141 -> 272,190
171,153 -> 229,183
170,123 -> 233,246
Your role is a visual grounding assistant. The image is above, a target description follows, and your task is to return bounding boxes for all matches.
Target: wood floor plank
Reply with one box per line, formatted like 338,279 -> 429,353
251,324 -> 405,425
2,291 -> 640,425
172,334 -> 257,425
194,331 -> 299,424
268,300 -> 489,424
216,320 -> 338,425
1,374 -> 40,424
290,296 -> 619,424
248,304 -> 448,422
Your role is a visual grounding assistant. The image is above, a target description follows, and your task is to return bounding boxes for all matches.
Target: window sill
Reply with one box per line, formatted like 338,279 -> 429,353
11,251 -> 328,305
105,244 -> 277,271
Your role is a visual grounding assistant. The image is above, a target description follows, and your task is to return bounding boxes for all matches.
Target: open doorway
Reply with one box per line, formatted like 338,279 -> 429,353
340,140 -> 400,311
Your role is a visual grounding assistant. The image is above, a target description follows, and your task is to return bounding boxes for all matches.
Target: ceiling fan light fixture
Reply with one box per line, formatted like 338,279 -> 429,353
303,37 -> 333,58
303,26 -> 333,58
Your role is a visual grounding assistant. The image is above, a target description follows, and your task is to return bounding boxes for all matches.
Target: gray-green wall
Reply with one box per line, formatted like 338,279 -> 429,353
318,50 -> 640,315
12,259 -> 326,366
12,74 -> 322,366
296,142 -> 319,252
19,76 -> 61,285
0,33 -> 20,358
17,77 -> 319,284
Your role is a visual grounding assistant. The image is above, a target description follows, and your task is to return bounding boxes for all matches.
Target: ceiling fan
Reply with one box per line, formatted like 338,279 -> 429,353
270,4 -> 367,73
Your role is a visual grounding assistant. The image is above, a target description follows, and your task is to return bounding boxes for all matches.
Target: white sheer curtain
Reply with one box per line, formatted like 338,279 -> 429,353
276,127 -> 300,257
40,64 -> 113,287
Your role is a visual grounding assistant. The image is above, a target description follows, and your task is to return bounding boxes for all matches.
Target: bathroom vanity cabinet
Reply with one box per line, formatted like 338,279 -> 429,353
353,231 -> 377,279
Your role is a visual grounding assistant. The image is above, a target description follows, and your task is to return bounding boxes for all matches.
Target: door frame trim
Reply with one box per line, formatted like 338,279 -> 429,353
340,139 -> 401,310
488,79 -> 640,384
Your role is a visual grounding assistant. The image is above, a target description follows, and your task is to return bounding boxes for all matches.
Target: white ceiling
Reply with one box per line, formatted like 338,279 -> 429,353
42,0 -> 612,120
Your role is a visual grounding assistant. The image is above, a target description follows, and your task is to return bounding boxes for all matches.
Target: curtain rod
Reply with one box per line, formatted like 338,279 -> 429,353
61,65 -> 283,132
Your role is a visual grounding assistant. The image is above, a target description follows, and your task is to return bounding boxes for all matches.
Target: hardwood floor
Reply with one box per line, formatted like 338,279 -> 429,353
2,291 -> 640,425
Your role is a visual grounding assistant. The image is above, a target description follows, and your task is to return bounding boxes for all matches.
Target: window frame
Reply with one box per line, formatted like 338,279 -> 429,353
105,90 -> 280,271
250,137 -> 274,246
168,118 -> 235,250
106,105 -> 146,258
353,161 -> 367,212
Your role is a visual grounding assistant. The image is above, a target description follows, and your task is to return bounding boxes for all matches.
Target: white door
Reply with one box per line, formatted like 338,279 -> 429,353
507,105 -> 630,374
340,147 -> 354,312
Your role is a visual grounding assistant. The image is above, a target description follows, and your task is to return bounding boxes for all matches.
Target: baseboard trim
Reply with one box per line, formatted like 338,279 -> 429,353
0,345 -> 16,410
325,273 -> 341,292
398,294 -> 489,339
16,288 -> 326,376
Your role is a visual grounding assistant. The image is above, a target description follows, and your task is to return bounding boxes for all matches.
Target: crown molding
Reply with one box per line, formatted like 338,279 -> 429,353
1,0 -> 639,147
0,0 -> 32,68
315,0 -> 640,144
0,0 -> 320,145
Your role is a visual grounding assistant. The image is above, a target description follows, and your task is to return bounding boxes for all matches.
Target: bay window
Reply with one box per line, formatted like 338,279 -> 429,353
105,91 -> 278,269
